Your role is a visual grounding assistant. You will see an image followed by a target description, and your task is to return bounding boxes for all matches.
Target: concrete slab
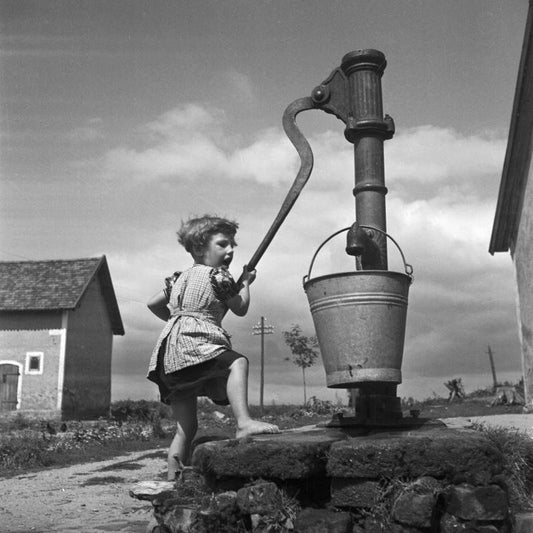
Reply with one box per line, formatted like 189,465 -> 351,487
439,414 -> 533,437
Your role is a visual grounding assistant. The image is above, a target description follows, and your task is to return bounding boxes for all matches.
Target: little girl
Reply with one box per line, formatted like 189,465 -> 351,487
147,215 -> 279,480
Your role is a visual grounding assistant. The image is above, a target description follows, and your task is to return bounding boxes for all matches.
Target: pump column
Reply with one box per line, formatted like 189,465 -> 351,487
341,49 -> 394,271
341,50 -> 401,421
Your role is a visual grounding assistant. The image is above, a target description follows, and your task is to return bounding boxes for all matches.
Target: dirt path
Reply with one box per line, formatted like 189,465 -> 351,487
0,447 -> 168,533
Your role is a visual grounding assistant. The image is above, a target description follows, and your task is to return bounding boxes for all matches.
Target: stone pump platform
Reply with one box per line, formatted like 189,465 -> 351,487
187,423 -> 516,532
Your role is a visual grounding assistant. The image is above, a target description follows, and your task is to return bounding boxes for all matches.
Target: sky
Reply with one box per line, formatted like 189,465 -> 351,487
1,0 -> 529,405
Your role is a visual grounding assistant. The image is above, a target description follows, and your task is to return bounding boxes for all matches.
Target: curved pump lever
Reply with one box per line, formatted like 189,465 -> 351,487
238,96 -> 316,283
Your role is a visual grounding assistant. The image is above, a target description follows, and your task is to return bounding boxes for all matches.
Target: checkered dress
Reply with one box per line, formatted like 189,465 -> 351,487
148,264 -> 239,376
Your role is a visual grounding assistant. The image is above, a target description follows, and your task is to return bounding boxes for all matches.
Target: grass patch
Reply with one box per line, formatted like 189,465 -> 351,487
471,422 -> 533,512
82,475 -> 126,486
0,429 -> 171,478
0,429 -> 55,471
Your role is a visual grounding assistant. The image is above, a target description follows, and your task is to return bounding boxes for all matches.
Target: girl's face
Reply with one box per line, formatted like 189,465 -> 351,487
199,232 -> 235,268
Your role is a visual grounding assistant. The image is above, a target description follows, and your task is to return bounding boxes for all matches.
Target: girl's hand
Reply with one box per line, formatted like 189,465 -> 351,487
227,266 -> 255,316
241,266 -> 256,285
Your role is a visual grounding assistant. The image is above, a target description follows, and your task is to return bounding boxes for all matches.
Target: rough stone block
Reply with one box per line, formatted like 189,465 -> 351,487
445,484 -> 508,521
409,475 -> 442,492
440,513 -> 468,532
195,491 -> 244,532
514,512 -> 533,533
236,481 -> 282,515
129,480 -> 176,502
152,498 -> 197,533
392,491 -> 435,528
390,524 -> 423,533
328,428 -> 503,484
354,519 -> 420,533
192,429 -> 343,481
361,516 -> 388,533
294,508 -> 352,533
330,478 -> 380,508
440,513 -> 503,533
199,490 -> 238,514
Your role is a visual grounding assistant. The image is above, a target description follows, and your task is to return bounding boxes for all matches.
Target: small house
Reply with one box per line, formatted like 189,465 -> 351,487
0,256 -> 124,419
490,4 -> 533,412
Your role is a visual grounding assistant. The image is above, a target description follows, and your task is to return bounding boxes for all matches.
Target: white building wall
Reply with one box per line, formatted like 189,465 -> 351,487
514,157 -> 533,410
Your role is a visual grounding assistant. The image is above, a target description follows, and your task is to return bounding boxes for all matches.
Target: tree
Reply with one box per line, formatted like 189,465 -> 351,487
283,324 -> 320,405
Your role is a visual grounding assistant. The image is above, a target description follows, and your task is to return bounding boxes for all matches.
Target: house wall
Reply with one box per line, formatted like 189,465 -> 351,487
62,276 -> 113,419
0,311 -> 61,330
0,326 -> 63,414
513,159 -> 533,410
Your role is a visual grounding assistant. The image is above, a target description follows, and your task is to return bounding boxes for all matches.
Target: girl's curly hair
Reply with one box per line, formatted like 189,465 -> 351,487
177,215 -> 238,254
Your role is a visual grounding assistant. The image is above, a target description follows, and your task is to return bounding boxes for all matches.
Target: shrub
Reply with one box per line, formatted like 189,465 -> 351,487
305,396 -> 338,415
0,419 -> 167,473
110,399 -> 171,422
0,430 -> 54,470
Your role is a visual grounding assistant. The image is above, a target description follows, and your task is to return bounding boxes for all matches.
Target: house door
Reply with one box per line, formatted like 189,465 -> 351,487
0,364 -> 20,411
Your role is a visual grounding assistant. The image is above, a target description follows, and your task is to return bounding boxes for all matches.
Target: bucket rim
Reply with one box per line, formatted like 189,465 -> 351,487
303,270 -> 412,291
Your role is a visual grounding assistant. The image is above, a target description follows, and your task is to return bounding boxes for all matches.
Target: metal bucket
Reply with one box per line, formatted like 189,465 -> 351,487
303,227 -> 413,388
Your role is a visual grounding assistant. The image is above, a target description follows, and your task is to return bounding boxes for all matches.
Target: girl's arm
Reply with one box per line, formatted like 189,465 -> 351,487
147,290 -> 171,321
226,268 -> 256,317
147,271 -> 180,321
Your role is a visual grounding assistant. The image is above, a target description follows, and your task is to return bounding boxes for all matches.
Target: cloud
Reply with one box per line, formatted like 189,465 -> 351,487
385,126 -> 506,200
103,138 -> 229,181
220,69 -> 256,105
100,105 -> 506,201
144,104 -> 223,138
101,104 -> 298,183
93,103 -> 518,402
229,128 -> 298,185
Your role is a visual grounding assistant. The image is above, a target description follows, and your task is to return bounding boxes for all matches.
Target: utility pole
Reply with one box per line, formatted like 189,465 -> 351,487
252,317 -> 274,414
487,345 -> 498,392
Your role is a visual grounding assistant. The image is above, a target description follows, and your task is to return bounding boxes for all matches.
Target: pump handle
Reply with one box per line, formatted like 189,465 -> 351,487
238,96 -> 316,284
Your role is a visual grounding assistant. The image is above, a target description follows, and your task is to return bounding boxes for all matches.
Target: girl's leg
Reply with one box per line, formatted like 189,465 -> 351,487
226,356 -> 279,438
168,395 -> 198,480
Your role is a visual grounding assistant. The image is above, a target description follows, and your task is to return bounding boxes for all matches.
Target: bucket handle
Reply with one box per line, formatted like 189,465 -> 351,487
303,225 -> 414,285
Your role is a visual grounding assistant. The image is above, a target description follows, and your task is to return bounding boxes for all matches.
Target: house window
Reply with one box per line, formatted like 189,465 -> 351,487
25,352 -> 43,375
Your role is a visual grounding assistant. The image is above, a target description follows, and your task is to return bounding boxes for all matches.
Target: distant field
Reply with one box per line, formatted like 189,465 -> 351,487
411,396 -> 523,419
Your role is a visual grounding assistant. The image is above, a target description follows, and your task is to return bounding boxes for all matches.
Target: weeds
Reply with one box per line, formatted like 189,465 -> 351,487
0,430 -> 55,470
0,417 -> 169,474
110,399 -> 172,422
253,488 -> 300,531
356,478 -> 408,531
471,422 -> 533,511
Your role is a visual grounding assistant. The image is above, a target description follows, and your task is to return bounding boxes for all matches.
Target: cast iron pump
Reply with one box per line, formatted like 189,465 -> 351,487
244,50 -> 414,425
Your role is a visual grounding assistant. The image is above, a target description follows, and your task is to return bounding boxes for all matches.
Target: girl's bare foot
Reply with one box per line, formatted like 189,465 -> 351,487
236,420 -> 280,439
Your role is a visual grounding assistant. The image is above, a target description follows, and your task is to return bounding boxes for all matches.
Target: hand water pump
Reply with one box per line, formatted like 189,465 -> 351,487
244,50 -> 414,426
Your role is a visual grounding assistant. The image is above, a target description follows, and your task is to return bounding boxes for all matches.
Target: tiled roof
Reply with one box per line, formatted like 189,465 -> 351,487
0,256 -> 124,335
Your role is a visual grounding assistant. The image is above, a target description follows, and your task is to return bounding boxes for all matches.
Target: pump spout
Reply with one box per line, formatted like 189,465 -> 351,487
346,221 -> 382,269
